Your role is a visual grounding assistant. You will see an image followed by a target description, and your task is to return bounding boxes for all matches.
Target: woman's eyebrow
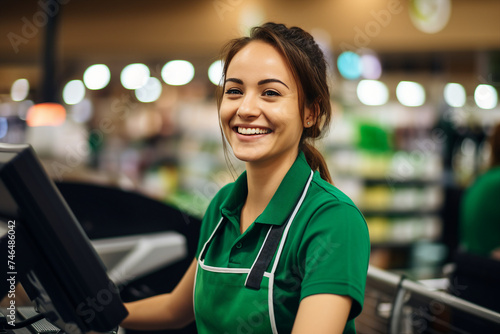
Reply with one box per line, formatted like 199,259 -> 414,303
225,78 -> 243,85
258,78 -> 289,89
225,77 -> 289,89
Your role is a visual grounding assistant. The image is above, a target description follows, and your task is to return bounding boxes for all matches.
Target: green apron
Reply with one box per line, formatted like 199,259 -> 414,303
194,171 -> 313,334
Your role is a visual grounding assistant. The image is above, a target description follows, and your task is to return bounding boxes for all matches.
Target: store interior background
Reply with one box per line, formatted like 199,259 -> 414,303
1,0 -> 499,279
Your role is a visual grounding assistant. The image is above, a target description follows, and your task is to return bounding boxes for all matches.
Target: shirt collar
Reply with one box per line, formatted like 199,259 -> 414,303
220,151 -> 312,226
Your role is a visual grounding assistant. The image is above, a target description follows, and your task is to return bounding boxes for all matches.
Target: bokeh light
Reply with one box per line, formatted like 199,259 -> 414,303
0,117 -> 8,139
63,80 -> 86,105
11,78 -> 30,102
83,64 -> 111,90
121,63 -> 150,89
357,80 -> 389,106
26,103 -> 66,127
474,84 -> 498,110
444,83 -> 466,108
17,100 -> 34,121
70,98 -> 93,123
208,60 -> 224,86
409,0 -> 452,34
337,51 -> 362,80
361,54 -> 382,80
396,81 -> 426,107
135,77 -> 163,103
161,60 -> 195,86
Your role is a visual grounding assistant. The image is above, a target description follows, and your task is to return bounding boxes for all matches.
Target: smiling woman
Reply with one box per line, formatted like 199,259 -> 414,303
217,23 -> 334,184
121,22 -> 370,334
220,41 -> 306,172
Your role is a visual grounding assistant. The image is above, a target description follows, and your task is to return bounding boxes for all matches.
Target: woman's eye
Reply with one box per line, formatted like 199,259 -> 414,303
225,88 -> 242,95
263,90 -> 280,97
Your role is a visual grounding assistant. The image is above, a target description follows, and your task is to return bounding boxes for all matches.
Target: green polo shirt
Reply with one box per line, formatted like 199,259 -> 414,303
460,167 -> 500,256
196,151 -> 370,333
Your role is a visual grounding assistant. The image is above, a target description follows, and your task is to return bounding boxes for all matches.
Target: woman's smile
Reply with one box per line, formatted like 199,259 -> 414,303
235,127 -> 272,135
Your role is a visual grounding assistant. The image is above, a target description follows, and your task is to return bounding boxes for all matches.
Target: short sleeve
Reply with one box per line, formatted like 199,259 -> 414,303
298,201 -> 370,320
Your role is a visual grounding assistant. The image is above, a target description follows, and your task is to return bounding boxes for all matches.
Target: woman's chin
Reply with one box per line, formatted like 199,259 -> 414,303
232,149 -> 265,163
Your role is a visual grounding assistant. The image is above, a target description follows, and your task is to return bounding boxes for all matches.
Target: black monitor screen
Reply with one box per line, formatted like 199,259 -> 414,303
0,143 -> 128,333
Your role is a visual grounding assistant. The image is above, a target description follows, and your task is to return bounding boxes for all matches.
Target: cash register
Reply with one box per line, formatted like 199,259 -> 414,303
0,143 -> 128,333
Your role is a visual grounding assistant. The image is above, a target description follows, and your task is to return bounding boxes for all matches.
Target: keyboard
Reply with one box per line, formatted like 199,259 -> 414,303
0,306 -> 60,333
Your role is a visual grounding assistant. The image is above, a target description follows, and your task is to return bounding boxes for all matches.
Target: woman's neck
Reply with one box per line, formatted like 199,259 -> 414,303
240,151 -> 298,233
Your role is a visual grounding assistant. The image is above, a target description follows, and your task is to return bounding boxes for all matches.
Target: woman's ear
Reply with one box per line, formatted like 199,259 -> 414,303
304,103 -> 319,128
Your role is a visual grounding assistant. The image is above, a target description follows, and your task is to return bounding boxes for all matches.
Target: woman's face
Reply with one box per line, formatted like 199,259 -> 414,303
220,41 -> 310,167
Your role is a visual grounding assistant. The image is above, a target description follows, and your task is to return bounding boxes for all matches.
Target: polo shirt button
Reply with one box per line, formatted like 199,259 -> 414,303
235,242 -> 243,249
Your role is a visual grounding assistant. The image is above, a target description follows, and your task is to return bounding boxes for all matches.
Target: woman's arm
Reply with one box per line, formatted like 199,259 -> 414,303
292,294 -> 352,334
120,258 -> 197,330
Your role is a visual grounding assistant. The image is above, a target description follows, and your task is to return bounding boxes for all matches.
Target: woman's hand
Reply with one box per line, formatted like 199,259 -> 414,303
120,259 -> 197,330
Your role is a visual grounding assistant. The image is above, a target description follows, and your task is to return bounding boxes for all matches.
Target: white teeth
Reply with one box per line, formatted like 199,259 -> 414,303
237,127 -> 271,135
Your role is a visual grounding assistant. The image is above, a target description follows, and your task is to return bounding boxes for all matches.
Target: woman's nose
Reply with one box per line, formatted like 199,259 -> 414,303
237,94 -> 261,119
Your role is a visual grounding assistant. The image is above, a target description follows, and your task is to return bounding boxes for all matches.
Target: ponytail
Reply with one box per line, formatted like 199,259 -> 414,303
301,142 -> 332,184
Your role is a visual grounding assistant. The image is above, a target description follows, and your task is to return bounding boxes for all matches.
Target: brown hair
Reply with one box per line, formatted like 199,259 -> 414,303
490,123 -> 500,168
216,22 -> 333,183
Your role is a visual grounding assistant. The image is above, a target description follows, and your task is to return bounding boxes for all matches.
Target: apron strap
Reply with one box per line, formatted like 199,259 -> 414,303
199,217 -> 225,262
244,223 -> 286,290
244,170 -> 313,290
